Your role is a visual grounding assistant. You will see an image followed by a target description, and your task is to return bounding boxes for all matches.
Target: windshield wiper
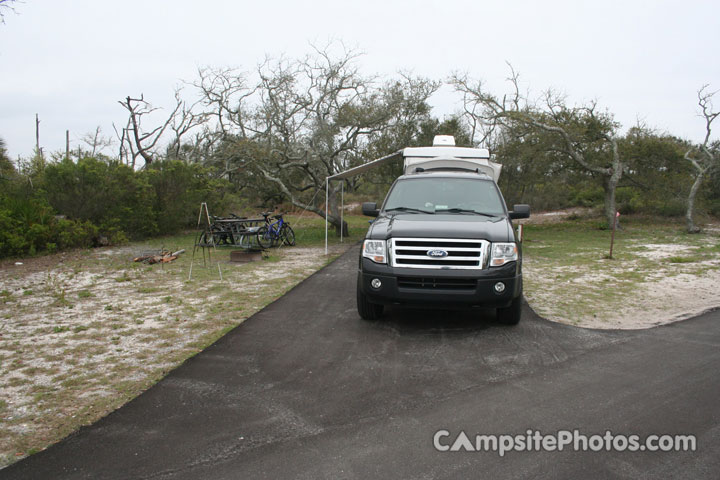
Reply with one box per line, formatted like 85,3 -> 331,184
434,208 -> 498,217
385,207 -> 435,215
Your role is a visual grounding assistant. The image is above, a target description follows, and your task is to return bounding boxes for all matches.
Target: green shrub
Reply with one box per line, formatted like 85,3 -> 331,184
656,199 -> 686,217
145,160 -> 229,234
44,157 -> 157,240
707,198 -> 720,218
571,186 -> 604,208
54,219 -> 97,249
0,208 -> 28,257
27,223 -> 51,251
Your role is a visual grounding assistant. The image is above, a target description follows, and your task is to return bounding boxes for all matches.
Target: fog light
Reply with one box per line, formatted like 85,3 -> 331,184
494,282 -> 506,293
371,278 -> 382,289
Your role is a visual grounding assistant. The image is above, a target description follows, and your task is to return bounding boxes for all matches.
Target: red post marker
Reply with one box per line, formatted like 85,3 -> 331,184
609,211 -> 620,259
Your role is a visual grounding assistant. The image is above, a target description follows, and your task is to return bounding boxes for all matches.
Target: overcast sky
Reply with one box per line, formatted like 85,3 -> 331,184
1,0 -> 719,159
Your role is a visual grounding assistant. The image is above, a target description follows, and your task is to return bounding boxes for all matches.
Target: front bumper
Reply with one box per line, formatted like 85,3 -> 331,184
358,258 -> 521,308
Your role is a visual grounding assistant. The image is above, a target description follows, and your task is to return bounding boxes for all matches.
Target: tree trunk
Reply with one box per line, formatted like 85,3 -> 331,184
257,167 -> 348,235
686,170 -> 704,233
327,182 -> 349,236
603,172 -> 621,230
334,219 -> 349,237
283,196 -> 347,235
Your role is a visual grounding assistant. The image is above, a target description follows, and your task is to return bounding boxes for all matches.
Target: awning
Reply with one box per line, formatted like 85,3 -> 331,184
325,150 -> 403,254
328,150 -> 403,180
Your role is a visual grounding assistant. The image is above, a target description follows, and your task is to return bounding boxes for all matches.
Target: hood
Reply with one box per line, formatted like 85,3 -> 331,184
367,214 -> 513,242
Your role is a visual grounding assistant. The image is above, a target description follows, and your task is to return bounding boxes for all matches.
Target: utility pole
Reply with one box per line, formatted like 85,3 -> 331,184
66,130 -> 70,160
35,113 -> 41,156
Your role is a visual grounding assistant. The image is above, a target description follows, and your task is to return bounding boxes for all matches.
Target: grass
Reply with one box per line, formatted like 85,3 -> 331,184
667,256 -> 696,263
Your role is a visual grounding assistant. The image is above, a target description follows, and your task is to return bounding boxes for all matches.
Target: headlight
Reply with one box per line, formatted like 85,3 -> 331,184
362,239 -> 387,264
490,242 -> 518,267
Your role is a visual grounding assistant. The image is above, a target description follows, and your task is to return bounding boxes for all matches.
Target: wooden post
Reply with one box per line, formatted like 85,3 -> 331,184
609,211 -> 619,259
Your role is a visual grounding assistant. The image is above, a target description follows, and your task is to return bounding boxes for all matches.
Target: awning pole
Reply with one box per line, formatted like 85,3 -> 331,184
324,177 -> 329,255
340,180 -> 344,243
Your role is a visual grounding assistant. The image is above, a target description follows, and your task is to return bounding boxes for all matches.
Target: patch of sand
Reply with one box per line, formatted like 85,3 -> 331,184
525,240 -> 720,330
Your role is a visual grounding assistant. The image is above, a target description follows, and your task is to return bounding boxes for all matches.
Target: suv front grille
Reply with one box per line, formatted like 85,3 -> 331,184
397,277 -> 478,290
390,238 -> 489,269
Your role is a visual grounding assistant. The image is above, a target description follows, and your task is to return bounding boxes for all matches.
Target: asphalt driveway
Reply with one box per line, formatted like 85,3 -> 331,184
2,246 -> 719,479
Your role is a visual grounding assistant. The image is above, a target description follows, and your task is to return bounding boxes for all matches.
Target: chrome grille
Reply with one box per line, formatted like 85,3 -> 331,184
390,238 -> 489,269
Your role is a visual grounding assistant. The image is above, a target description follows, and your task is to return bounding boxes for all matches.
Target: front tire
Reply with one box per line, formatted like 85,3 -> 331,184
256,226 -> 273,249
357,283 -> 384,320
496,295 -> 522,325
281,225 -> 296,246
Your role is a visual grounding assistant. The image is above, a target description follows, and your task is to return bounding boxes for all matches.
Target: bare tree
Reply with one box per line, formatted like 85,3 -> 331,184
166,87 -> 210,161
195,44 -> 439,234
685,85 -> 719,233
80,126 -> 115,157
0,0 -> 19,24
113,118 -> 133,166
451,68 -> 625,228
118,94 -> 180,168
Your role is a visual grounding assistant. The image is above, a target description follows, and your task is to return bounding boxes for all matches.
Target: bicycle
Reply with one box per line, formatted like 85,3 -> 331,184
256,213 -> 296,248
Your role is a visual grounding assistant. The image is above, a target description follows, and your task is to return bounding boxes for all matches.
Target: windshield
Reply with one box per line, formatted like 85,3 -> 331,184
383,177 -> 505,216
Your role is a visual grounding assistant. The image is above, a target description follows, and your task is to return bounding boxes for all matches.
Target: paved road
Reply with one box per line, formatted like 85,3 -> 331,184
3,247 -> 719,479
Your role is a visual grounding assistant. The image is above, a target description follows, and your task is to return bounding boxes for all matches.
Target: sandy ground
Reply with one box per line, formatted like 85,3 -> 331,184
521,212 -> 720,329
524,250 -> 720,330
0,242 -> 352,466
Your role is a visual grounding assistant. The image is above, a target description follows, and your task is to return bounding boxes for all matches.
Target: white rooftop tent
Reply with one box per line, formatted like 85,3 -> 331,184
323,137 -> 502,254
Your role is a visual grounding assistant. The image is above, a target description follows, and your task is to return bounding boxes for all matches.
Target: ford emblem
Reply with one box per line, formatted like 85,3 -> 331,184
426,249 -> 448,258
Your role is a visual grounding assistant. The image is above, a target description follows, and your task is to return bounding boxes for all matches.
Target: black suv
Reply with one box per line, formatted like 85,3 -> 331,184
357,171 -> 530,324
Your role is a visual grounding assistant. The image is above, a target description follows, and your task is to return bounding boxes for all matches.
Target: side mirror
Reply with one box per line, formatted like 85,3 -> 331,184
509,204 -> 530,220
362,202 -> 379,217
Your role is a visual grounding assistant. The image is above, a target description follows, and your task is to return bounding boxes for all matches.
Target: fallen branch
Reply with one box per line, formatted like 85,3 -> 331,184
133,249 -> 185,264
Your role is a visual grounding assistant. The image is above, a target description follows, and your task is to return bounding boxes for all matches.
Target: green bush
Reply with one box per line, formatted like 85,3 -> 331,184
41,158 -> 230,242
54,219 -> 98,249
27,223 -> 52,251
43,157 -> 157,240
571,186 -> 604,208
0,208 -> 28,257
707,198 -> 720,218
0,193 -> 100,258
616,188 -> 644,215
656,198 -> 687,217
